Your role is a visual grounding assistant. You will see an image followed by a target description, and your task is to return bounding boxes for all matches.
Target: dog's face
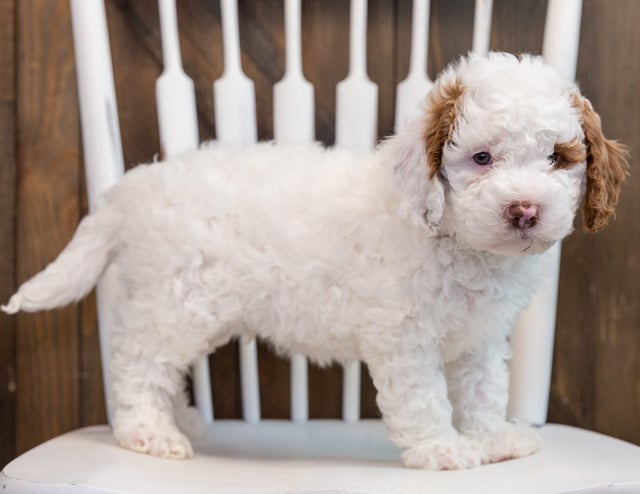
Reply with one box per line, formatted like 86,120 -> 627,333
390,53 -> 628,256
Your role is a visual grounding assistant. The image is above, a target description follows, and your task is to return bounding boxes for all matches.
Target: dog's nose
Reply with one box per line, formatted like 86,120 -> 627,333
506,202 -> 539,229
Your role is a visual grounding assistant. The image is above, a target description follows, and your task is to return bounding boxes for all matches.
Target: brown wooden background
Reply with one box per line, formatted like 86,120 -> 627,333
0,0 -> 638,467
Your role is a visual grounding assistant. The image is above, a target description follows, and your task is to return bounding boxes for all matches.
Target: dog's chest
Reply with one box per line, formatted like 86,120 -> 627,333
425,239 -> 544,362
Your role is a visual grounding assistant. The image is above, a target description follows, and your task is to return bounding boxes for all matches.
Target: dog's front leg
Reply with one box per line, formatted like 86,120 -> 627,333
445,336 -> 542,464
363,338 -> 486,470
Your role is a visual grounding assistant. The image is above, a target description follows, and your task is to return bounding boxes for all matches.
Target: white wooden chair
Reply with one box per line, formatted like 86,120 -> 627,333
2,1 -> 640,492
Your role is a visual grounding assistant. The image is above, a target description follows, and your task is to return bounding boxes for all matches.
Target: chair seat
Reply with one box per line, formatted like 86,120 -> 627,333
2,420 -> 639,494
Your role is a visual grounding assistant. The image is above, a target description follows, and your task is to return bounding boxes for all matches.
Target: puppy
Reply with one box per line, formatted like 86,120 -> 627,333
3,53 -> 628,469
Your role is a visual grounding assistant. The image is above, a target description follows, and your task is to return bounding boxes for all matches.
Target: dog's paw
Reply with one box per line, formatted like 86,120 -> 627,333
471,422 -> 543,464
115,423 -> 194,459
401,435 -> 486,470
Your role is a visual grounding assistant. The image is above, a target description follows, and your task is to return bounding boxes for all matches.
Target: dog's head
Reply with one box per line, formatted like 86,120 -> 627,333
388,52 -> 628,256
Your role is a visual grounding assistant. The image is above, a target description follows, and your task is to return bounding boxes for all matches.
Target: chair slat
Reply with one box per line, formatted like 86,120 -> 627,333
156,0 -> 200,158
214,0 -> 258,145
335,0 -> 378,153
274,0 -> 315,146
335,0 -> 379,423
69,0 -> 127,425
542,0 -> 583,80
342,361 -> 361,423
290,354 -> 309,422
192,358 -> 214,422
239,336 -> 261,423
273,0 -> 315,422
395,0 -> 433,131
508,0 -> 582,426
508,244 -> 561,425
155,0 -> 213,424
472,0 -> 493,55
214,0 -> 261,423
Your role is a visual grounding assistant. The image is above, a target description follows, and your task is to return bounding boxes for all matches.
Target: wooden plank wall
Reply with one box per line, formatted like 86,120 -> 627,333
0,0 -> 17,467
0,0 -> 638,466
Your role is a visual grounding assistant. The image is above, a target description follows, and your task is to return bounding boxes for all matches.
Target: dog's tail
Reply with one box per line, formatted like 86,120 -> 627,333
2,208 -> 121,314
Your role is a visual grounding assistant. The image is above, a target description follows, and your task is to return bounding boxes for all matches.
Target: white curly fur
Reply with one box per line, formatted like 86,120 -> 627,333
3,53 -> 601,469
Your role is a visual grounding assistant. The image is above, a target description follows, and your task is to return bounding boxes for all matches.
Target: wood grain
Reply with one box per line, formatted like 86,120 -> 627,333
1,0 -> 639,460
0,0 -> 17,468
550,0 -> 640,444
15,0 -> 82,453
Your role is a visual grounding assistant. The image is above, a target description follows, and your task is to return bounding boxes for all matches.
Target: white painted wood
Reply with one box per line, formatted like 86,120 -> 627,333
335,0 -> 378,153
192,359 -> 214,423
508,0 -> 582,426
3,423 -> 640,493
273,0 -> 314,423
273,0 -> 315,145
213,0 -> 261,423
290,354 -> 308,422
70,0 -> 125,214
341,360 -> 361,424
472,0 -> 493,55
69,0 -> 126,425
395,0 -> 433,130
156,0 -> 214,425
238,336 -> 260,423
508,243 -> 561,425
335,0 -> 378,423
214,0 -> 257,145
156,0 -> 199,158
542,0 -> 583,81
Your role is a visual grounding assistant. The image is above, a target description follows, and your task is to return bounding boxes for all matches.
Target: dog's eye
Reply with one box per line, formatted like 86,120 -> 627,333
548,152 -> 559,165
472,152 -> 493,166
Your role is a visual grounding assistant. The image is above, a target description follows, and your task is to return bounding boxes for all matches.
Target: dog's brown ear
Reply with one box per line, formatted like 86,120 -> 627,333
423,78 -> 464,180
415,77 -> 464,232
386,77 -> 463,234
574,94 -> 630,232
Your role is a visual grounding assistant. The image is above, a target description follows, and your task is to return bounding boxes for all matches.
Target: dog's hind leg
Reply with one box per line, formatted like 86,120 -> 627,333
109,322 -> 198,459
111,362 -> 194,458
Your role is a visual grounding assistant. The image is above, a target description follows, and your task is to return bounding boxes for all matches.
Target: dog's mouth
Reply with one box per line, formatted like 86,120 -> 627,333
485,226 -> 557,256
519,234 -> 536,253
487,238 -> 555,257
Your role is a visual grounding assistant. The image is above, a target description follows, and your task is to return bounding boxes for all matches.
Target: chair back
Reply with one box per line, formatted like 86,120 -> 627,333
69,0 -> 583,428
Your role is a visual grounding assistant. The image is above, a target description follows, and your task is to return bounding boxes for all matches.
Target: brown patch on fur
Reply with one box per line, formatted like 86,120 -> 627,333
423,78 -> 465,179
572,94 -> 630,232
553,139 -> 587,169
